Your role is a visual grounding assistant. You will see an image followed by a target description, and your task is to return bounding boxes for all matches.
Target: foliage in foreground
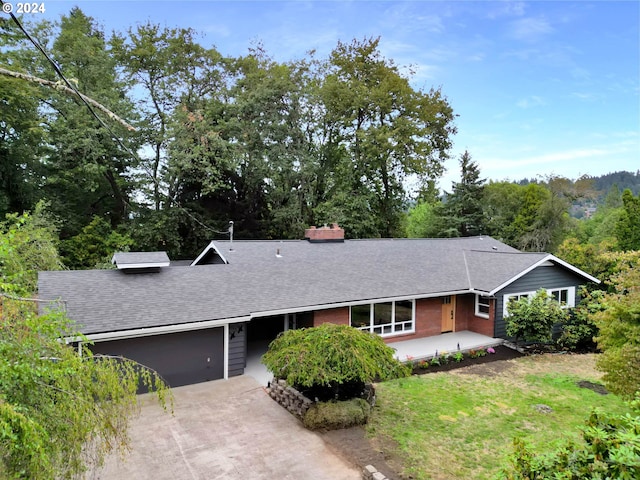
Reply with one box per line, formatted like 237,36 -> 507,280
556,288 -> 604,351
0,203 -> 172,478
505,289 -> 568,345
594,250 -> 640,398
262,323 -> 410,388
504,398 -> 640,479
0,299 -> 172,479
0,206 -> 64,296
303,398 -> 371,431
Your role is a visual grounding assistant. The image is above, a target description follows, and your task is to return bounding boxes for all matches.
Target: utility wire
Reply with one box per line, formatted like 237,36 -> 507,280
2,5 -> 230,238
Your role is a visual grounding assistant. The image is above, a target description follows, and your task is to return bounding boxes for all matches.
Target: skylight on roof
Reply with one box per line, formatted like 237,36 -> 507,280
111,252 -> 170,270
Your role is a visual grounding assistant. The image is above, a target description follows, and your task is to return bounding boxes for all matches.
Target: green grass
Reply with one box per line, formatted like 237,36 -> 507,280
367,354 -> 629,480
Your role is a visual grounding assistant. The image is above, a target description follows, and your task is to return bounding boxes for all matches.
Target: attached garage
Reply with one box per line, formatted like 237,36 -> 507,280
90,328 -> 225,388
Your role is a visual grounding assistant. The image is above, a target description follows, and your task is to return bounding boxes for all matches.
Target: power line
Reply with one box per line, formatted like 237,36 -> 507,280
1,4 -> 229,238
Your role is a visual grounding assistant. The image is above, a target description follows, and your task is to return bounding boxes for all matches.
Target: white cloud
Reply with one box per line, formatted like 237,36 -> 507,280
570,66 -> 591,81
570,92 -> 597,101
467,52 -> 486,62
511,148 -> 609,166
516,96 -> 546,108
486,0 -> 527,20
508,16 -> 553,42
482,141 -> 636,174
382,4 -> 445,35
404,62 -> 441,83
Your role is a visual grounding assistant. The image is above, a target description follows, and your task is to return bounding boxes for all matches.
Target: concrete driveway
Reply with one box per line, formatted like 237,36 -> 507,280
87,376 -> 361,480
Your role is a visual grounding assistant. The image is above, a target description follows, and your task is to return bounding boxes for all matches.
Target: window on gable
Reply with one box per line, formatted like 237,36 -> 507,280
504,287 -> 576,316
503,292 -> 535,316
350,300 -> 415,337
475,295 -> 492,318
549,287 -> 576,308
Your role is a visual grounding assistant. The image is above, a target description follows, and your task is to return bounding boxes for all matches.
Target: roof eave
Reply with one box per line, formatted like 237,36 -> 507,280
70,315 -> 251,343
488,254 -> 600,296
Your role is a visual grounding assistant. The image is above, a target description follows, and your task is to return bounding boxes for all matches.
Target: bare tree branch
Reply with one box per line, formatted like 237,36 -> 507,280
0,66 -> 137,131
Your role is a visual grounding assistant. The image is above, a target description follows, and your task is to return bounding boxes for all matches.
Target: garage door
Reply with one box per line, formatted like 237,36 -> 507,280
90,328 -> 225,389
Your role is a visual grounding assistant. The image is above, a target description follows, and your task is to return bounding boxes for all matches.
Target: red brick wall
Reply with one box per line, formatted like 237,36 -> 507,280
455,294 -> 495,336
385,298 -> 441,344
312,307 -> 349,326
310,295 -> 495,342
465,295 -> 495,336
415,297 -> 442,337
456,295 -> 473,331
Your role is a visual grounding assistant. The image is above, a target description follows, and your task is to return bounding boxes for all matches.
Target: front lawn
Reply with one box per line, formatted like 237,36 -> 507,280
367,354 -> 629,479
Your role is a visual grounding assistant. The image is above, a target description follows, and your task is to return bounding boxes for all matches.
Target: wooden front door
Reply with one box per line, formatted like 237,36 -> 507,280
441,295 -> 456,333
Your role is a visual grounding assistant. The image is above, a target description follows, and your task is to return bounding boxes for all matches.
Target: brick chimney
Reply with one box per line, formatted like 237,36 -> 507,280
304,223 -> 345,243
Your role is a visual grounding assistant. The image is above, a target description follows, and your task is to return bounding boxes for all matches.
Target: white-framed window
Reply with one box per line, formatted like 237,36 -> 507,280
475,295 -> 492,318
350,300 -> 415,337
549,287 -> 576,308
503,287 -> 576,315
503,291 -> 536,316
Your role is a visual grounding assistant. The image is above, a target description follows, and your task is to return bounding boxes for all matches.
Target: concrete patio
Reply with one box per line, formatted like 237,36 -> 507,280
245,331 -> 503,385
389,330 -> 504,362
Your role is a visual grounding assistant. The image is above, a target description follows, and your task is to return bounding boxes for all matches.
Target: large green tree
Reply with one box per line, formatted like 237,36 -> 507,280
405,200 -> 440,238
60,216 -> 133,269
220,49 -> 311,239
0,20 -> 49,218
111,22 -> 225,213
0,305 -> 170,479
3,12 -> 460,250
39,8 -> 139,239
438,150 -> 486,237
483,181 -> 528,245
616,189 -> 640,251
318,37 -> 456,237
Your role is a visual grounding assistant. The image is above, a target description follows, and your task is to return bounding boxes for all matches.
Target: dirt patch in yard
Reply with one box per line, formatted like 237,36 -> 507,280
321,426 -> 401,479
577,380 -> 608,395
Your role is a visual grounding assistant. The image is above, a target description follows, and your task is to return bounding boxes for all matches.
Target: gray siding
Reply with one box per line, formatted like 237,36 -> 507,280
228,323 -> 246,377
494,265 -> 585,338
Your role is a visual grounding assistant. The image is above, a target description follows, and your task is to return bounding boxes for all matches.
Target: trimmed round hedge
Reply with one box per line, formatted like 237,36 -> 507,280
262,323 -> 410,388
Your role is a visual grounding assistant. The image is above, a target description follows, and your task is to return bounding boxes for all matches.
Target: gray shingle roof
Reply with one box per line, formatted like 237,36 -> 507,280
37,237 -> 590,335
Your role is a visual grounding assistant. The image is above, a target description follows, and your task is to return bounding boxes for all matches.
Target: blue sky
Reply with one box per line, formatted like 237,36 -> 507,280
21,0 -> 640,189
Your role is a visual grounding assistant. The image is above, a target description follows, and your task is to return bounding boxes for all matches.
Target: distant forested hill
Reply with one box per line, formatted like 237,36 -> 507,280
591,171 -> 640,196
512,171 -> 640,219
516,171 -> 640,197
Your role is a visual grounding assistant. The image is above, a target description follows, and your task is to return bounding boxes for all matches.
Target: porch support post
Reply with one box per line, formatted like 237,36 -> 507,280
223,323 -> 229,380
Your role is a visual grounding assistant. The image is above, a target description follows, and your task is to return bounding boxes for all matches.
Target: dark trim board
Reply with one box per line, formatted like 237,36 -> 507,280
90,327 -> 225,388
